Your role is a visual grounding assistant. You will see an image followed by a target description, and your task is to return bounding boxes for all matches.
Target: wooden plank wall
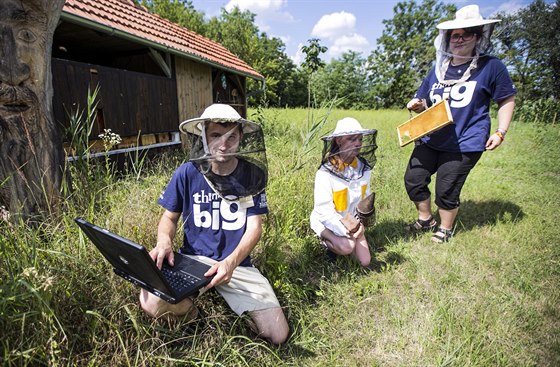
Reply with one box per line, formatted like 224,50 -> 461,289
52,58 -> 178,140
52,58 -> 97,135
175,57 -> 213,123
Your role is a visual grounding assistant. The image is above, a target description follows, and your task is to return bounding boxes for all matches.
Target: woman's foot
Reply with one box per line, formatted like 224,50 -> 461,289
431,227 -> 453,243
405,216 -> 437,234
320,240 -> 338,262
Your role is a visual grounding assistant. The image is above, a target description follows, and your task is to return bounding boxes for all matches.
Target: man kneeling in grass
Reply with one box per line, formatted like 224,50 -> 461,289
140,104 -> 289,345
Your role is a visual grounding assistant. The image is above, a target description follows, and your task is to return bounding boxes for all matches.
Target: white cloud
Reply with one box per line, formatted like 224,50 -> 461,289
311,11 -> 356,40
225,0 -> 283,13
291,42 -> 305,65
278,35 -> 291,45
328,33 -> 370,57
309,12 -> 370,59
224,0 -> 295,38
225,0 -> 294,20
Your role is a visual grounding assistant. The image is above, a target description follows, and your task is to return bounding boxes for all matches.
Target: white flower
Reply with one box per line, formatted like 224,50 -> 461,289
99,128 -> 122,148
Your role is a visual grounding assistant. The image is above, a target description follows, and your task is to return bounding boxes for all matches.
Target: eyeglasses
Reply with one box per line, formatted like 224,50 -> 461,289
449,32 -> 476,43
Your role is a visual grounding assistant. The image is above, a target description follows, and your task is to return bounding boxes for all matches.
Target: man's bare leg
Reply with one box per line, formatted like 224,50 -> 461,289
139,289 -> 197,319
248,307 -> 289,345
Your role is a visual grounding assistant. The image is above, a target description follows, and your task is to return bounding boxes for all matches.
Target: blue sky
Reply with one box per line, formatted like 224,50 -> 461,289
189,0 -> 545,64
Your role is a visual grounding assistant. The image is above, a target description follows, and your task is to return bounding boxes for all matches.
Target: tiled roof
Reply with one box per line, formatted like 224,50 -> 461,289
62,0 -> 264,80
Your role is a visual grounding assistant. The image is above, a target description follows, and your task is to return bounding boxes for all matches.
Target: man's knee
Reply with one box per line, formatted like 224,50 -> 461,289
250,307 -> 289,345
139,289 -> 195,318
260,325 -> 289,345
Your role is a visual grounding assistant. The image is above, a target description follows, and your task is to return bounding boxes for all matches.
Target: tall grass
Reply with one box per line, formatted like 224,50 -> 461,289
1,107 -> 559,366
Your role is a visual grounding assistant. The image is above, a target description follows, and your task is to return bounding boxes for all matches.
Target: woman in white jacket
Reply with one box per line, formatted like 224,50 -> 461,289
310,117 -> 377,267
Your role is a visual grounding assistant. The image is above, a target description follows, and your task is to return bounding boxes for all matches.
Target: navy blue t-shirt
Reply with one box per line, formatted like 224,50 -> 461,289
158,162 -> 269,267
415,56 -> 516,152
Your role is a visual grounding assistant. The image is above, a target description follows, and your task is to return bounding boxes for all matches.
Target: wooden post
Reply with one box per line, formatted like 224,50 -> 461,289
0,0 -> 66,222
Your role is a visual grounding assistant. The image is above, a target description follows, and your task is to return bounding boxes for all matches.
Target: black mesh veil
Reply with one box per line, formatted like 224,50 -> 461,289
433,5 -> 500,85
185,121 -> 268,201
320,130 -> 378,181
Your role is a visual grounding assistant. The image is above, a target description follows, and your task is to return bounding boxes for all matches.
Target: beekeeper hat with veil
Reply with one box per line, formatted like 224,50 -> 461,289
320,117 -> 378,226
179,104 -> 267,201
433,4 -> 500,85
320,117 -> 378,181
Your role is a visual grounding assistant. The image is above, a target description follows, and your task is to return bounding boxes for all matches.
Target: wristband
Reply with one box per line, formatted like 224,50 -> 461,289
495,130 -> 505,141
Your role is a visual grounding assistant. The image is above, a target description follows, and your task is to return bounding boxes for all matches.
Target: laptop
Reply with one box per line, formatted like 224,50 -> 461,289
75,218 -> 213,304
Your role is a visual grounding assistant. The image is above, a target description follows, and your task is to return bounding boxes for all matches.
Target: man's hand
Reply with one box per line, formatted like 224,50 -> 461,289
149,241 -> 174,269
202,214 -> 263,289
204,258 -> 236,289
151,210 -> 180,269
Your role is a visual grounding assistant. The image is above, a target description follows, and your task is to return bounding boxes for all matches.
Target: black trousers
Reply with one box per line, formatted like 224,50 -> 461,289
404,143 -> 482,210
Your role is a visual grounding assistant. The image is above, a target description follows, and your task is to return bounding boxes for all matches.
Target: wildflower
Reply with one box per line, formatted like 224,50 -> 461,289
99,129 -> 122,150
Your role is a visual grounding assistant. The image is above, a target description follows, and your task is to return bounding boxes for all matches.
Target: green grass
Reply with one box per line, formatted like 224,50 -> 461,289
1,107 -> 559,366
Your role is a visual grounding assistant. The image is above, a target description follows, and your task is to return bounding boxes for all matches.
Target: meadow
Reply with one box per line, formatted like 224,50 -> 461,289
1,106 -> 559,366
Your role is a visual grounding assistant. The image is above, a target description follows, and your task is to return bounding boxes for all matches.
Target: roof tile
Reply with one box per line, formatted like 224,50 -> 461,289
62,0 -> 263,80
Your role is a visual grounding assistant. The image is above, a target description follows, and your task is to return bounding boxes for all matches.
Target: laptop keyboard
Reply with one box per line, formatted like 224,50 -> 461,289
161,267 -> 201,292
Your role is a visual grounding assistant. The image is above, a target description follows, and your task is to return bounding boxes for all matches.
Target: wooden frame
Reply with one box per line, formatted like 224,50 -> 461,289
397,98 -> 453,147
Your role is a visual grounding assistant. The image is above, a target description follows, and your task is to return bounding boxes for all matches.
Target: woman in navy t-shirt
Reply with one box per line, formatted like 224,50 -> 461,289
404,5 -> 516,243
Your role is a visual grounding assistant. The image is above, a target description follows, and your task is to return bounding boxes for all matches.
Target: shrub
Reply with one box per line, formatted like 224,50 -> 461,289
514,98 -> 560,124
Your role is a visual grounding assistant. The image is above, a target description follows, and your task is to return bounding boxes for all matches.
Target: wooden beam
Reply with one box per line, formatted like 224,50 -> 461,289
149,48 -> 171,78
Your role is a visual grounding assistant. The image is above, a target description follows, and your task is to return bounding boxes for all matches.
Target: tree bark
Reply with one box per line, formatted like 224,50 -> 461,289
0,0 -> 66,222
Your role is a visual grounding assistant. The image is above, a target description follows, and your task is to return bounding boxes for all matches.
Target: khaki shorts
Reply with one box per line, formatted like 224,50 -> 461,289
189,255 -> 281,315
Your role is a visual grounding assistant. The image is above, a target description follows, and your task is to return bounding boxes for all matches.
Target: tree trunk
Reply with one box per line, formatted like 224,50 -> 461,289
0,0 -> 66,222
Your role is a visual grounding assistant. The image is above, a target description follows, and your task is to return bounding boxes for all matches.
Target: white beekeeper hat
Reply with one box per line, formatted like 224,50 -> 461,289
179,103 -> 259,135
321,117 -> 377,141
437,5 -> 500,30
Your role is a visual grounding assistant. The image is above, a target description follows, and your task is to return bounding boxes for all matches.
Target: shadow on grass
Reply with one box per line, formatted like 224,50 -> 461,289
284,200 -> 523,289
368,219 -> 414,248
276,234 -> 397,310
456,199 -> 524,230
277,341 -> 317,360
370,199 -> 525,246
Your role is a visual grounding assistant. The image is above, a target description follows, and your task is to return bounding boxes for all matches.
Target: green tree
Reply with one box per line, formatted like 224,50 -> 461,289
252,35 -> 300,107
367,0 -> 455,108
284,68 -> 309,107
313,51 -> 370,109
301,38 -> 328,110
495,0 -> 560,101
205,6 -> 300,107
139,0 -> 206,34
206,7 -> 260,67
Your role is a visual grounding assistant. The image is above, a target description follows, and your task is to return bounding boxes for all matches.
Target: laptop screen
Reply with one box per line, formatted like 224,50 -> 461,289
75,218 -> 173,295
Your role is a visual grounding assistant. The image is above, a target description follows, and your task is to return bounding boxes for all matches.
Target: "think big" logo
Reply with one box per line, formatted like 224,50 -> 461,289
429,81 -> 476,108
192,190 -> 246,230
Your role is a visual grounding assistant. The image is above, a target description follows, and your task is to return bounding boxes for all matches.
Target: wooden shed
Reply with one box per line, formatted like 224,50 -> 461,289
53,0 -> 264,156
